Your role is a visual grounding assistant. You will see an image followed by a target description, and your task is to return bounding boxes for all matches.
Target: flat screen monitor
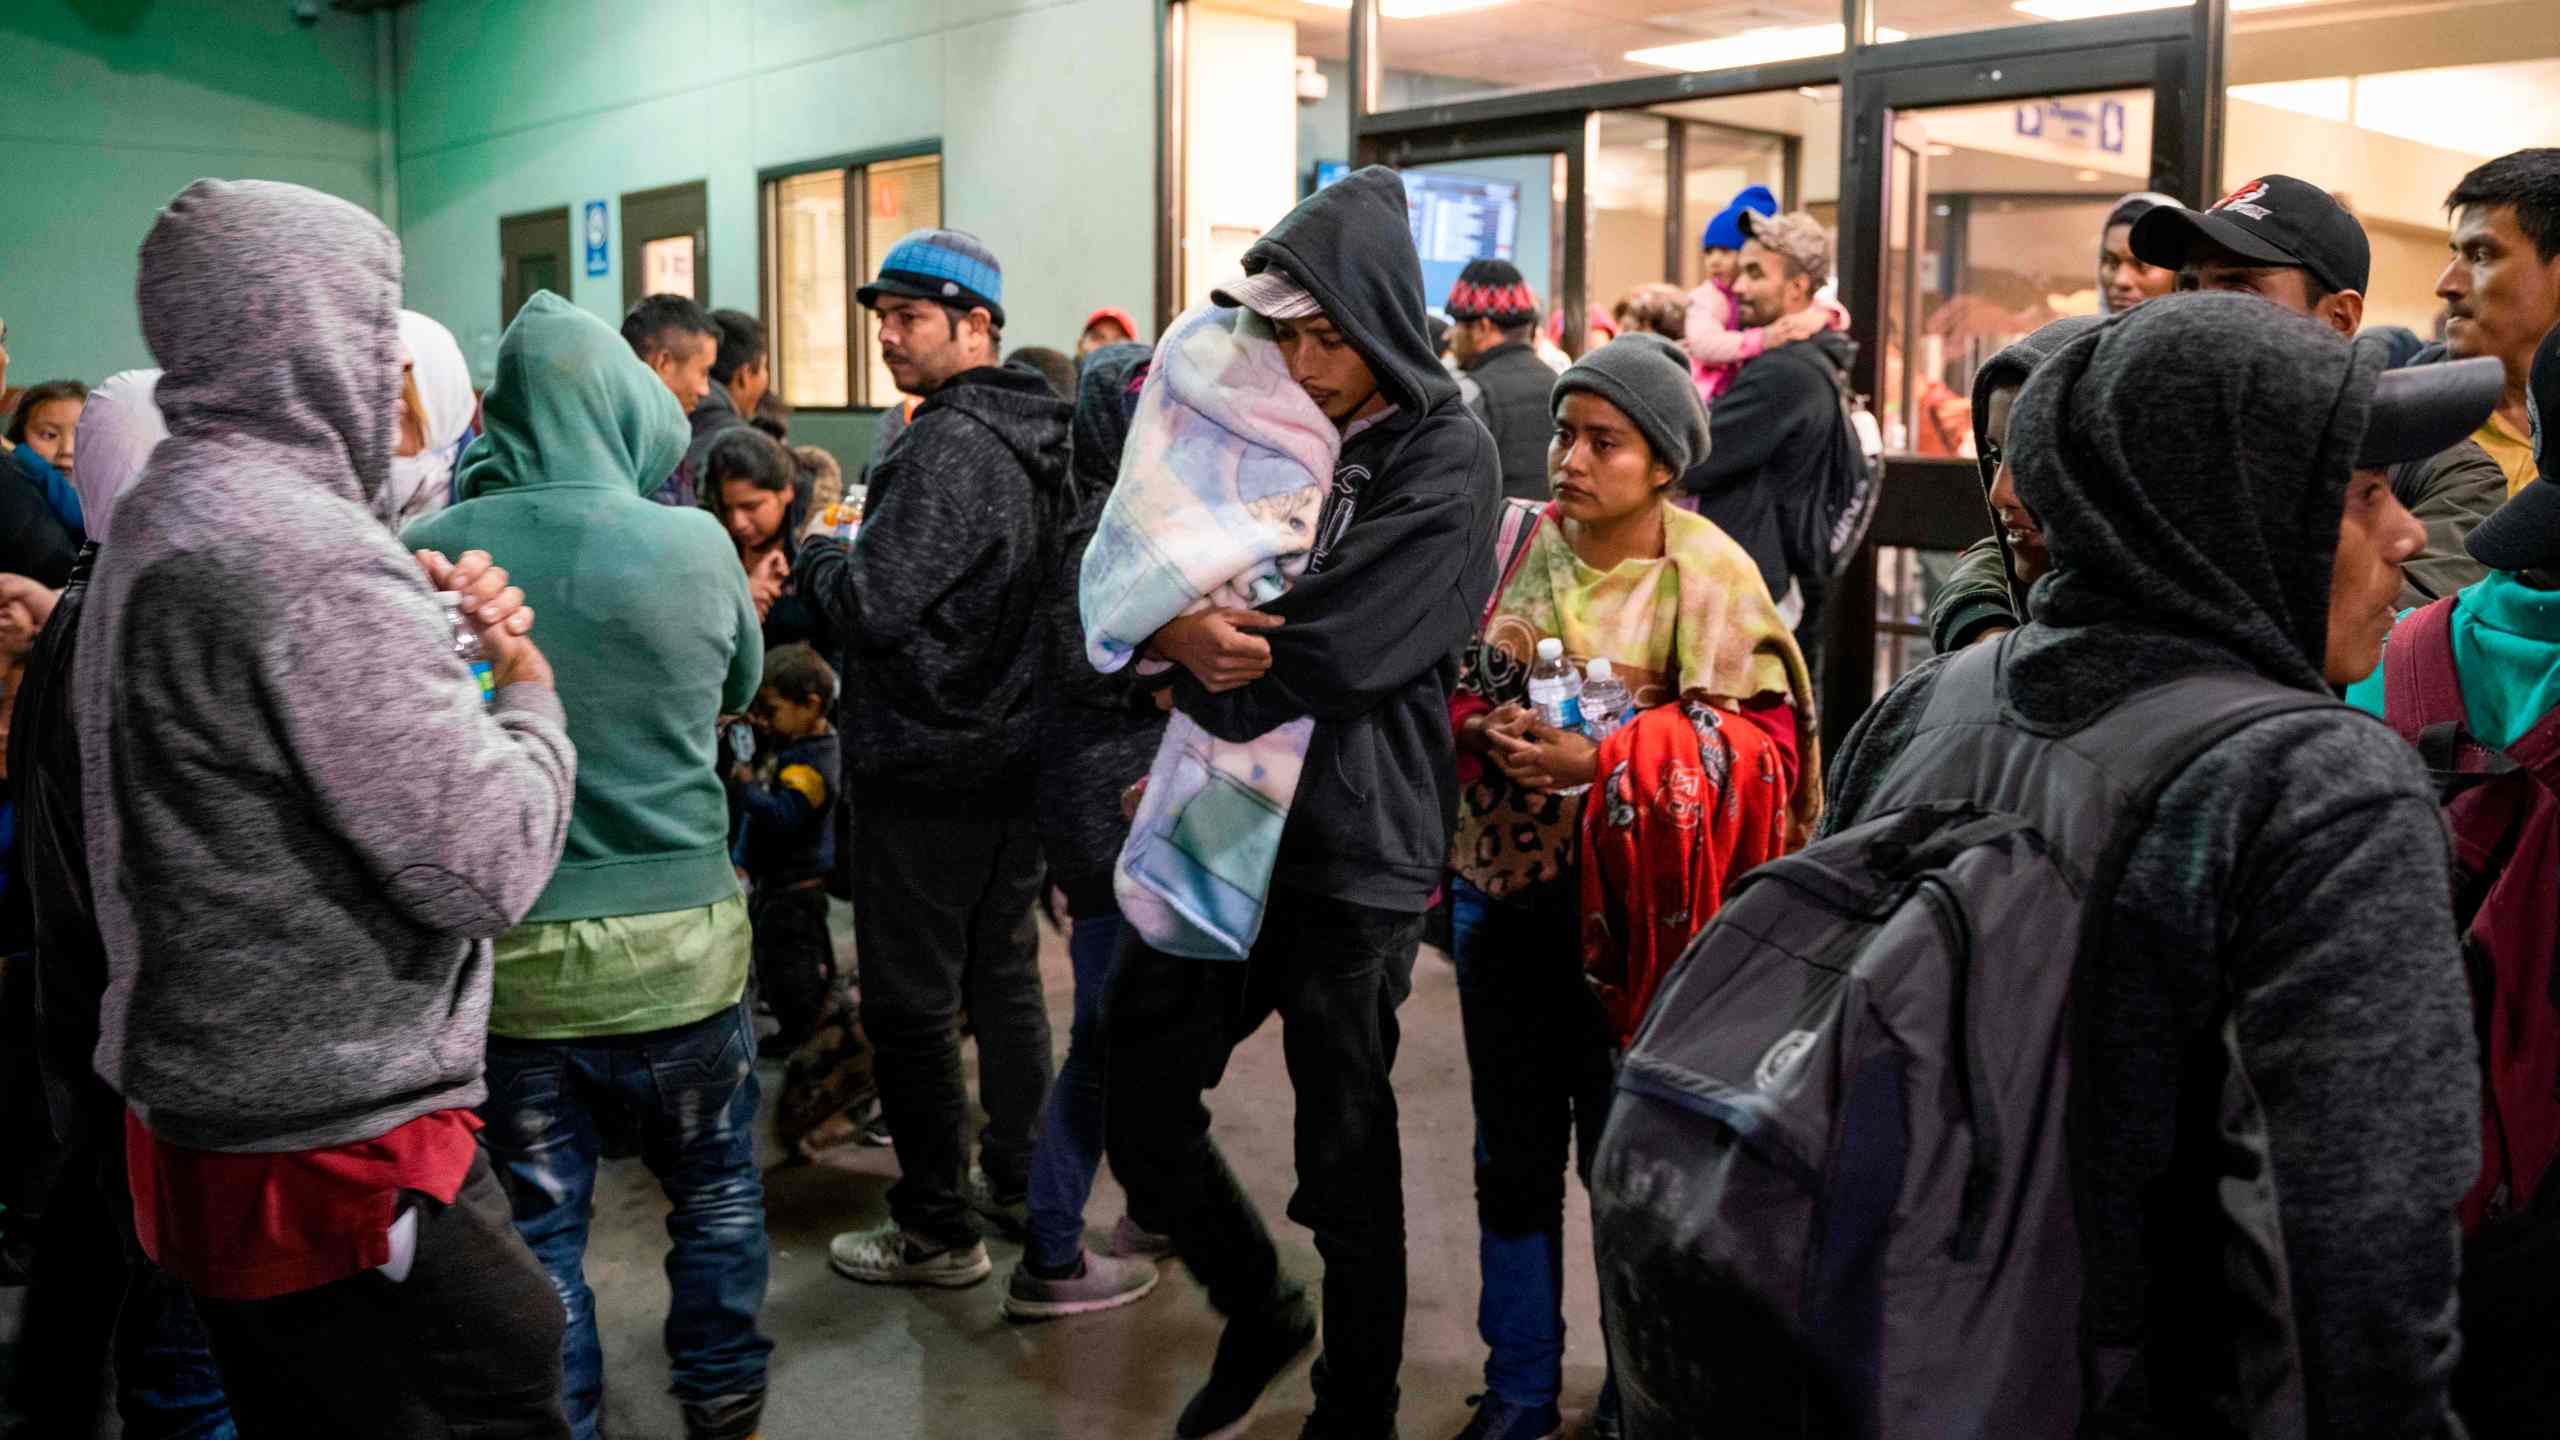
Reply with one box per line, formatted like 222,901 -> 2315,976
1401,171 -> 1521,316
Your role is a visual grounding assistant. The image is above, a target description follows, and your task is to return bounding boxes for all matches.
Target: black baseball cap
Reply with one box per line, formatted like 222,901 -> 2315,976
2353,350 -> 2502,468
2463,326 -> 2560,571
2129,174 -> 2372,297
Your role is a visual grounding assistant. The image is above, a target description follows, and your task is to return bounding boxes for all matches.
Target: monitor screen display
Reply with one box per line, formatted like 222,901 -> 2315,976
1401,171 -> 1521,315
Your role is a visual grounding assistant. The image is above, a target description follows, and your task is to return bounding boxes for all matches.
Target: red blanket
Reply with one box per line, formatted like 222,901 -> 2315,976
1580,695 -> 1799,1047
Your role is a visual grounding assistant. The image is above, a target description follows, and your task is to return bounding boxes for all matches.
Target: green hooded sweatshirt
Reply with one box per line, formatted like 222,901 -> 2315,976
406,292 -> 761,1034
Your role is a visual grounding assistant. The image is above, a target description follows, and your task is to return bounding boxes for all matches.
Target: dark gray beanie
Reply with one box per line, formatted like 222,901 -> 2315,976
1552,332 -> 1711,475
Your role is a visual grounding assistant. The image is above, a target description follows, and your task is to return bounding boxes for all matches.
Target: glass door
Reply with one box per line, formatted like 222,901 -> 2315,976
1824,36 -> 2201,745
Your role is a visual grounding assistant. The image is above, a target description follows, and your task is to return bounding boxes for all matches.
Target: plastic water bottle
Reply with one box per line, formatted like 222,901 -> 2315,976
1581,656 -> 1631,744
438,592 -> 495,705
1527,637 -> 1585,731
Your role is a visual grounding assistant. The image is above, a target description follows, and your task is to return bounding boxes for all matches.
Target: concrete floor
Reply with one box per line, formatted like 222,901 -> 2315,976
0,910 -> 1611,1439
589,911 -> 1611,1440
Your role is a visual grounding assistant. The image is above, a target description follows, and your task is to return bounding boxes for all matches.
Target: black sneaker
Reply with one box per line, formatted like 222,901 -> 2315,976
1175,1292 -> 1318,1438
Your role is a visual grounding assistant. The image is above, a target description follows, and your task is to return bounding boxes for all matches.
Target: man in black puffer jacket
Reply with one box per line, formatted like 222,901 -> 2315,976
796,229 -> 1072,1296
1447,258 -> 1557,502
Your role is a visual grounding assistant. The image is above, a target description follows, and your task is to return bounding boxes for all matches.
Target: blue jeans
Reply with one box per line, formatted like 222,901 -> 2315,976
1449,878 -> 1617,1411
481,1001 -> 774,1440
1025,911 -> 1122,1270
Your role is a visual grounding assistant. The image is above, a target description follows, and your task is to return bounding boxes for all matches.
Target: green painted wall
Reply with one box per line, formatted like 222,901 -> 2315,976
0,1 -> 385,388
392,0 -> 1159,481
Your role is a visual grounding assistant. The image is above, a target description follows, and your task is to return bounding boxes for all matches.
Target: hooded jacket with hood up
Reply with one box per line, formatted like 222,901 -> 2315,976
796,347 -> 1072,811
77,180 -> 577,1154
405,291 -> 761,930
1927,315 -> 2103,654
1823,294 -> 2474,1438
1165,165 -> 1503,911
1933,316 -> 2508,653
1682,326 -> 1858,633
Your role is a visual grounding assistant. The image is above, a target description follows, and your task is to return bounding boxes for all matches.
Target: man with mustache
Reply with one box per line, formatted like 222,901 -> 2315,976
2432,148 -> 2560,496
793,230 -> 1086,1302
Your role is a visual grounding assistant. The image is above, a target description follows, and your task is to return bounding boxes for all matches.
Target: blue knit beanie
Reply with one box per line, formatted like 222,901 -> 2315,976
1701,185 -> 1778,253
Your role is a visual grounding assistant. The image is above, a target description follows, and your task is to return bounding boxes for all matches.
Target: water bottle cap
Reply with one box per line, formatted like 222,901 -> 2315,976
1535,637 -> 1563,662
1586,657 -> 1613,681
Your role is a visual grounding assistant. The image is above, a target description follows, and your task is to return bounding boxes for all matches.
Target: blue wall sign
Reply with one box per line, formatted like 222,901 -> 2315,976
584,201 -> 609,278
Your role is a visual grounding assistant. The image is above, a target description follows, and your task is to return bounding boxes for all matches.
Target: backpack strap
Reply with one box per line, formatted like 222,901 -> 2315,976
1480,498 -> 1554,627
2383,598 -> 2467,743
2499,704 -> 2560,795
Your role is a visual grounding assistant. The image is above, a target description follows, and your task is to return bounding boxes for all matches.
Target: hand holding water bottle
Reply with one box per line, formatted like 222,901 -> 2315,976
414,548 -> 554,692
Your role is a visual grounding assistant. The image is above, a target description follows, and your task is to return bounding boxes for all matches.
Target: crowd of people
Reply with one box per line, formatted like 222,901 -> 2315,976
0,138 -> 2553,1440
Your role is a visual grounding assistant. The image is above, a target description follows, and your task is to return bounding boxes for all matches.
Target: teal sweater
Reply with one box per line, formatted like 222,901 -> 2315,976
2345,570 -> 2560,746
406,292 -> 761,922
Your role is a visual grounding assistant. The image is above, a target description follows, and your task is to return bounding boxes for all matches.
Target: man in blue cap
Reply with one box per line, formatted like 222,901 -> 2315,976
796,230 -> 1154,1316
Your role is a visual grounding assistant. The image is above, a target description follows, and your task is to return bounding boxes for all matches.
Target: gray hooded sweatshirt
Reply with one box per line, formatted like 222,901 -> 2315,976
77,179 -> 577,1154
1826,294 -> 2475,1438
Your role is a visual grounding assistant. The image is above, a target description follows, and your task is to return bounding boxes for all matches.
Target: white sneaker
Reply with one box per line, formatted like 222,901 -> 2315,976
828,1221 -> 992,1288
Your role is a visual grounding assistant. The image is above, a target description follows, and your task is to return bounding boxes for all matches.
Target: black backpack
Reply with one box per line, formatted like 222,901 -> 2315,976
1591,639 -> 2340,1438
1775,346 -> 1880,642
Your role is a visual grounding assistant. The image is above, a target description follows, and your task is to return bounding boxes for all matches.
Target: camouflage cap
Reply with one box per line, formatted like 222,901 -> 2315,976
1742,210 -> 1834,282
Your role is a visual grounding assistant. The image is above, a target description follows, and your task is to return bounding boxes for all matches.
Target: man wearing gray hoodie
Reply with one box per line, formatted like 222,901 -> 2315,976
75,178 -> 579,1437
1825,293 -> 2494,1436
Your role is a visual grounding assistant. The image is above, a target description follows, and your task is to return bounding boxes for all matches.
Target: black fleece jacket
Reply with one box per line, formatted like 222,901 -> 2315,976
1826,294 -> 2474,1439
1684,327 -> 1855,631
797,364 -> 1071,813
1168,166 -> 1502,911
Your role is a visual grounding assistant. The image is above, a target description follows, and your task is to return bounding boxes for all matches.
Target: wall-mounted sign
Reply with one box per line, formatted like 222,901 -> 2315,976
2014,98 -> 2129,155
584,201 -> 609,278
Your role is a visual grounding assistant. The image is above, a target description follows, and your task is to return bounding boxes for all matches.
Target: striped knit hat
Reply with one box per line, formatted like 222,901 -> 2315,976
858,228 -> 1006,328
1445,258 -> 1539,328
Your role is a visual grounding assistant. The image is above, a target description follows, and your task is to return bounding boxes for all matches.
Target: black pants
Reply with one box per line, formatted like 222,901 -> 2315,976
750,884 -> 835,1053
193,1150 -> 569,1440
849,806 -> 1052,1248
1104,890 -> 1422,1430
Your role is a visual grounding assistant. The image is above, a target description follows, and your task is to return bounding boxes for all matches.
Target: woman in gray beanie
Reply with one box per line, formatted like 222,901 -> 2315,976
1437,330 -> 1816,1440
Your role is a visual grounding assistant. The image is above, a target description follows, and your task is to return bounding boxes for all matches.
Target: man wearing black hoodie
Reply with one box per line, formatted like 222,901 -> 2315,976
1682,210 -> 1857,638
1926,317 -> 2100,654
1825,292 -> 2490,1436
797,229 -> 1065,1294
1104,166 -> 1500,1440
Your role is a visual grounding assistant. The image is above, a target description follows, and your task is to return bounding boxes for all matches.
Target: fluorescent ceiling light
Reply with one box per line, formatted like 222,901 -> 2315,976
2012,0 -> 2182,18
1626,23 -> 1903,72
1298,0 -> 1518,16
2014,0 -> 2317,15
